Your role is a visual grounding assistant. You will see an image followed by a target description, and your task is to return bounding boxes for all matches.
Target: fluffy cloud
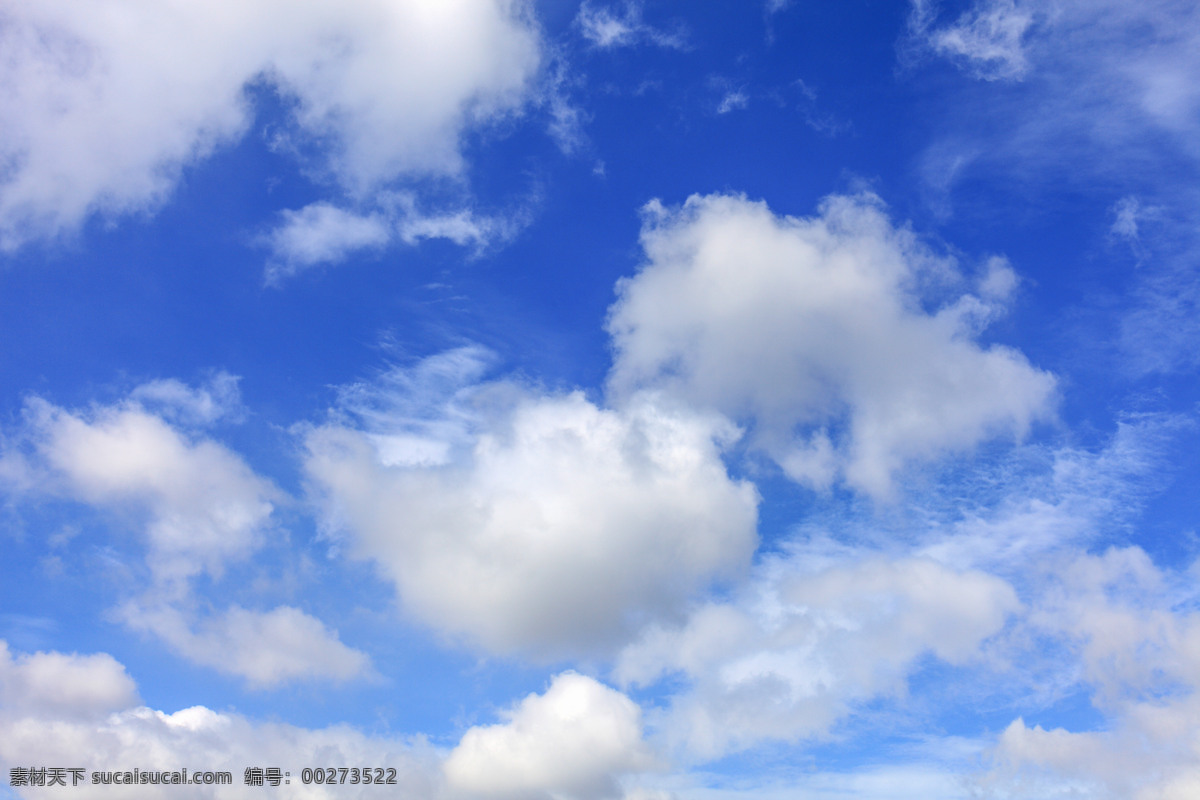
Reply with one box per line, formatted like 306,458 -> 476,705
5,379 -> 371,687
22,395 -> 277,585
979,547 -> 1200,798
616,553 -> 1018,760
127,372 -> 245,427
607,191 -> 1056,497
445,672 -> 656,800
304,358 -> 759,659
0,640 -> 138,720
262,203 -> 392,278
0,0 -> 541,250
1,642 -> 658,800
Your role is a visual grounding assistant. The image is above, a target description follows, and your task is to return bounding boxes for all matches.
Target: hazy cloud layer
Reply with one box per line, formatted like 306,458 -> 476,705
617,553 -> 1018,759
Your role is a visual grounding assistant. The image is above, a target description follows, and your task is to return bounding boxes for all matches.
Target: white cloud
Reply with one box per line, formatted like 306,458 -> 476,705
575,2 -> 686,50
23,396 -> 278,584
978,546 -> 1200,799
616,553 -> 1018,760
0,640 -> 138,720
262,203 -> 392,278
445,672 -> 656,800
304,355 -> 759,659
0,0 -> 542,250
606,191 -> 1056,498
262,193 -> 529,278
715,91 -> 749,115
0,642 -> 440,800
910,0 -> 1034,81
7,381 -> 373,687
907,0 -> 1200,199
120,602 -> 372,688
0,642 -> 660,800
128,372 -> 245,426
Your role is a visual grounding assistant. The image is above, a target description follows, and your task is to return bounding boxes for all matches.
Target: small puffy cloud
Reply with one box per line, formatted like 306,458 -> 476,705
22,396 -> 278,584
0,640 -> 138,720
575,2 -> 686,50
444,672 -> 656,800
128,372 -> 244,426
121,603 -> 372,688
616,554 -> 1019,759
262,203 -> 392,278
304,355 -> 759,659
606,191 -> 1056,497
0,0 -> 542,250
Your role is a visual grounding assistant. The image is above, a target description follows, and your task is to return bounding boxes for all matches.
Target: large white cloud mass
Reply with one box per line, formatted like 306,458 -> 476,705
1,642 -> 659,800
304,360 -> 759,659
616,552 -> 1019,759
445,672 -> 656,800
606,191 -> 1056,497
0,0 -> 542,250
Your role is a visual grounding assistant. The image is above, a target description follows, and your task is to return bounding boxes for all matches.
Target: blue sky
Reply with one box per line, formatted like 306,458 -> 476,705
2,0 -> 1200,797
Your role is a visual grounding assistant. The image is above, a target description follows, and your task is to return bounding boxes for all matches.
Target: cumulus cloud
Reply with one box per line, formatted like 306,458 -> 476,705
0,642 -> 439,800
606,191 -> 1056,497
0,642 -> 662,800
0,0 -> 542,251
5,379 -> 371,687
21,395 -> 278,584
445,672 -> 656,800
615,552 -> 1018,759
262,203 -> 392,278
304,353 -> 759,659
0,640 -> 138,720
978,546 -> 1200,798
